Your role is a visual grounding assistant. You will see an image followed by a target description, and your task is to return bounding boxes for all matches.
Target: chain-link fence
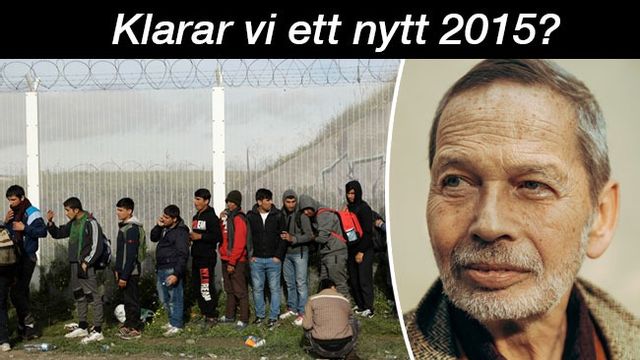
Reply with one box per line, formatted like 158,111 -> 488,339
0,59 -> 398,267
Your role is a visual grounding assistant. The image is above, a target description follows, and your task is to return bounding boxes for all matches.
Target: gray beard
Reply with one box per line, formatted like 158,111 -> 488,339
440,219 -> 591,322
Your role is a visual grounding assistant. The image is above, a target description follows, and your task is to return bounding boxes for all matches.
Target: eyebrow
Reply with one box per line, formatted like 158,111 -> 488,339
433,154 -> 567,182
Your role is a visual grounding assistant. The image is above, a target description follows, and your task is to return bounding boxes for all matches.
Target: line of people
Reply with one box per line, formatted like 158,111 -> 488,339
0,181 -> 388,357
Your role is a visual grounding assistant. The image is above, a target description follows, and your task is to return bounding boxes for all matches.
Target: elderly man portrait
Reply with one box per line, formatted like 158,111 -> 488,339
403,60 -> 639,359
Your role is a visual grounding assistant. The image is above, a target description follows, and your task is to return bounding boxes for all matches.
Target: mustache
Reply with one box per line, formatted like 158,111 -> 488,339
451,240 -> 544,275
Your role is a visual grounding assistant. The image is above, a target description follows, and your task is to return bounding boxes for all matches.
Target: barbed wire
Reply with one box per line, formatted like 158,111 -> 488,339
0,59 -> 399,92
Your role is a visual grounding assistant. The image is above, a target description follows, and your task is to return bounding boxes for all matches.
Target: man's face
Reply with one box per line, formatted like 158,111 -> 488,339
193,196 -> 209,212
161,213 -> 177,227
257,198 -> 273,212
64,206 -> 81,221
303,208 -> 315,217
116,207 -> 132,222
6,195 -> 21,208
427,81 -> 594,322
346,189 -> 356,203
227,201 -> 238,212
284,197 -> 297,212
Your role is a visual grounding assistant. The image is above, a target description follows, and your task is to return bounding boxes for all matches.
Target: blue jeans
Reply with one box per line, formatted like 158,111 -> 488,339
156,268 -> 184,328
250,257 -> 282,320
283,248 -> 309,315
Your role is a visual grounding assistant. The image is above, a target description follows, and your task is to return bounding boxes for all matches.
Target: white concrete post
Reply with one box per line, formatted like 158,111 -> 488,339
211,73 -> 226,214
25,90 -> 41,288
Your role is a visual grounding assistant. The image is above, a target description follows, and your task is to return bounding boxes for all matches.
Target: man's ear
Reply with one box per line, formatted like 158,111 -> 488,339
586,181 -> 620,259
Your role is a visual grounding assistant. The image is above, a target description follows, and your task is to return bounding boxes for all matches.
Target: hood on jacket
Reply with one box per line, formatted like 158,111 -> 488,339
345,180 -> 363,205
120,215 -> 143,227
282,189 -> 298,214
168,218 -> 189,232
298,194 -> 321,213
282,189 -> 297,203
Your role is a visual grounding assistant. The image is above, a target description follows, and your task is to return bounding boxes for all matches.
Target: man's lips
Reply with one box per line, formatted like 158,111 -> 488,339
462,263 -> 532,289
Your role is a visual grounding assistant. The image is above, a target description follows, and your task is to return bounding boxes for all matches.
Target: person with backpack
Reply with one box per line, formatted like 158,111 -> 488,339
114,197 -> 144,340
345,180 -> 375,318
0,224 -> 18,351
218,190 -> 250,330
246,188 -> 287,329
279,190 -> 314,326
298,195 -> 350,298
2,185 -> 46,340
189,188 -> 222,327
46,197 -> 105,344
150,205 -> 189,337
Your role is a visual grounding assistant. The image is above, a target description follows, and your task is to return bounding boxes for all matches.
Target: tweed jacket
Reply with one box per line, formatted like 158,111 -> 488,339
404,278 -> 640,360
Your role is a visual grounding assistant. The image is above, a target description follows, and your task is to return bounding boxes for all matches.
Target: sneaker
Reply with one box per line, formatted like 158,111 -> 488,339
267,319 -> 278,330
0,343 -> 10,352
279,310 -> 297,320
235,320 -> 248,330
64,322 -> 79,331
163,326 -> 182,337
160,322 -> 172,330
356,309 -> 374,318
293,315 -> 304,326
80,330 -> 104,344
203,317 -> 218,328
65,327 -> 89,338
119,327 -> 142,340
218,315 -> 235,324
253,317 -> 264,325
352,305 -> 360,311
22,324 -> 38,340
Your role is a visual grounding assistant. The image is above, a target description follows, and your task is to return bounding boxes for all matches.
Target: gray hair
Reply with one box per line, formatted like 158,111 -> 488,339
428,59 -> 610,205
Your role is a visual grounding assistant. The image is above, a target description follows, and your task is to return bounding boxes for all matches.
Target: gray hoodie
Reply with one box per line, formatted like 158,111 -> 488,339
282,190 -> 315,255
298,195 -> 347,256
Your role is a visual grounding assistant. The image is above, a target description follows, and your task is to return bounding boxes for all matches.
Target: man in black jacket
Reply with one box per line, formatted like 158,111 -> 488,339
345,180 -> 375,318
114,197 -> 144,340
189,188 -> 222,326
246,188 -> 287,329
150,205 -> 189,337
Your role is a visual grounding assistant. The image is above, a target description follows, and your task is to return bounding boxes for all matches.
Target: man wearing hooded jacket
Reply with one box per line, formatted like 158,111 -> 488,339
345,180 -> 375,318
189,188 -> 222,326
299,194 -> 350,298
2,185 -> 46,340
279,189 -> 315,326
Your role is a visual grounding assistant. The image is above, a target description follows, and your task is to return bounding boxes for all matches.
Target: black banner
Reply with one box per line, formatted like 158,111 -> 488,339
3,5 -> 637,58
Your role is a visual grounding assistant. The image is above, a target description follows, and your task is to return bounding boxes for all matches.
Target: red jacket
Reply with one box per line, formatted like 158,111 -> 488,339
219,212 -> 248,265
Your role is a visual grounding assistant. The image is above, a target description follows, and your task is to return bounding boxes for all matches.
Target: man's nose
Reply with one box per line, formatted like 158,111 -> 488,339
468,182 -> 516,243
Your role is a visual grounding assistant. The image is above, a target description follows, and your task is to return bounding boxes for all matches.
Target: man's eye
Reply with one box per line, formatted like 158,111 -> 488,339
522,181 -> 541,190
442,175 -> 462,187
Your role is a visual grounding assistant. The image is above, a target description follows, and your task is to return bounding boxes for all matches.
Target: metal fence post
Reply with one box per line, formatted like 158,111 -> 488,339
212,67 -> 225,214
25,89 -> 41,289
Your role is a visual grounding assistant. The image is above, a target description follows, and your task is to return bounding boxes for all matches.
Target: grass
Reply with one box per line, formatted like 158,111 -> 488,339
13,288 -> 407,359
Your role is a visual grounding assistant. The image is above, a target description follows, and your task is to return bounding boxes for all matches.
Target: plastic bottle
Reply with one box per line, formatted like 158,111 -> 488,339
24,343 -> 56,352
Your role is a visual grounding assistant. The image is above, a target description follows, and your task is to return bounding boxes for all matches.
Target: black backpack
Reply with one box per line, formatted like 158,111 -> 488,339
79,217 -> 111,270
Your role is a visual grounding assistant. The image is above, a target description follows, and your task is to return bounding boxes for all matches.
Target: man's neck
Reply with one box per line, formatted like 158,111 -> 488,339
483,291 -> 571,360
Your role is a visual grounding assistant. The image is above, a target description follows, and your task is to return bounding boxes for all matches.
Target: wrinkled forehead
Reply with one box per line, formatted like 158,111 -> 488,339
434,81 -> 579,164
